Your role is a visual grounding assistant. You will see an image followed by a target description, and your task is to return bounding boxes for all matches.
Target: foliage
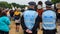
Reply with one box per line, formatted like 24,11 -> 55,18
0,1 -> 27,8
51,0 -> 60,4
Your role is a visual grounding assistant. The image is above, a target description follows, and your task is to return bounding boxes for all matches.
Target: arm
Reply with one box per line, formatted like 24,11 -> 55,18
32,15 -> 40,31
21,16 -> 28,31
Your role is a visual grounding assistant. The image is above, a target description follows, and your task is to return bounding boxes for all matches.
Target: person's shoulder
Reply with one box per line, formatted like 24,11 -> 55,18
43,10 -> 55,12
0,16 -> 7,20
49,10 -> 56,13
42,10 -> 47,13
22,10 -> 28,15
2,16 -> 9,19
43,10 -> 56,14
23,10 -> 32,13
44,10 -> 47,11
24,10 -> 29,12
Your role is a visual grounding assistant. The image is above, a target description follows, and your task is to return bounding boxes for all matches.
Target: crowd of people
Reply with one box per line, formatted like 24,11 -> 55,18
0,1 -> 59,34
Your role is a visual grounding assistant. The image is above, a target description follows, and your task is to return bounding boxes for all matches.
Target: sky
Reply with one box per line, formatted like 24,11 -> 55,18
0,0 -> 47,5
0,0 -> 47,7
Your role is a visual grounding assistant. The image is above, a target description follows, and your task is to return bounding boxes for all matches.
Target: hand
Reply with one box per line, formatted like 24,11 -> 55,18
26,29 -> 32,33
26,29 -> 29,33
28,30 -> 32,33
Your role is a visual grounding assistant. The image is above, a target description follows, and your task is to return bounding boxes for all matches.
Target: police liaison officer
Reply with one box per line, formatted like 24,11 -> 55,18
42,1 -> 57,34
21,2 -> 40,34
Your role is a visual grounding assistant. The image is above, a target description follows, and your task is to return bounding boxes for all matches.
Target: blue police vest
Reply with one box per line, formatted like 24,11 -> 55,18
42,10 -> 56,30
23,10 -> 38,30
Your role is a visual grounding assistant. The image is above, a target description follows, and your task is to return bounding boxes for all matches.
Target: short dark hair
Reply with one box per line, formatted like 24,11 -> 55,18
38,1 -> 43,5
45,1 -> 52,6
0,8 -> 3,17
2,10 -> 7,16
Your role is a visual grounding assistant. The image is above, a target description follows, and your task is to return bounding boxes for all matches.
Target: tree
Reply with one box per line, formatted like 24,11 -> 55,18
51,0 -> 60,4
11,3 -> 27,8
0,1 -> 12,8
0,1 -> 27,9
51,0 -> 60,10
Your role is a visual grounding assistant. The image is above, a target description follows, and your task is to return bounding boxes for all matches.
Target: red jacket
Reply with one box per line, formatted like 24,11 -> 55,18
37,9 -> 43,17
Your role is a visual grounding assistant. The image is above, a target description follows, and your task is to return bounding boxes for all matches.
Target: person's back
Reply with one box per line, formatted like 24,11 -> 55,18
0,16 -> 10,32
23,10 -> 38,30
14,10 -> 22,32
42,1 -> 57,34
42,10 -> 56,30
21,2 -> 40,34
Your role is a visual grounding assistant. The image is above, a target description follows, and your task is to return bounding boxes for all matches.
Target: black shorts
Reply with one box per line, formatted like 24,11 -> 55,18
15,23 -> 20,26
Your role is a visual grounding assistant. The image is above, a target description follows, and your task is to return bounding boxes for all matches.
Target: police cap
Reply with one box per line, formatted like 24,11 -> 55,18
28,1 -> 36,6
45,1 -> 53,6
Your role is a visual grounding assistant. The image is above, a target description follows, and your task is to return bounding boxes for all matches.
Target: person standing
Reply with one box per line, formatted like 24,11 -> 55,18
37,1 -> 44,22
10,10 -> 14,20
0,9 -> 10,34
14,9 -> 22,32
42,1 -> 57,34
37,1 -> 43,17
21,1 -> 40,34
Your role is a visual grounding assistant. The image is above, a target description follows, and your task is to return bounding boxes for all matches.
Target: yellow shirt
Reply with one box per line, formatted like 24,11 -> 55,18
14,11 -> 21,16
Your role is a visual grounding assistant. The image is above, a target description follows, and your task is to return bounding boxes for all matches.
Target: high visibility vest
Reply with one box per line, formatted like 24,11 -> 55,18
42,10 -> 56,30
23,10 -> 38,30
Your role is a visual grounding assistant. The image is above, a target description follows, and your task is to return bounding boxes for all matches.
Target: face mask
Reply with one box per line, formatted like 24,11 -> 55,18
37,5 -> 42,9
